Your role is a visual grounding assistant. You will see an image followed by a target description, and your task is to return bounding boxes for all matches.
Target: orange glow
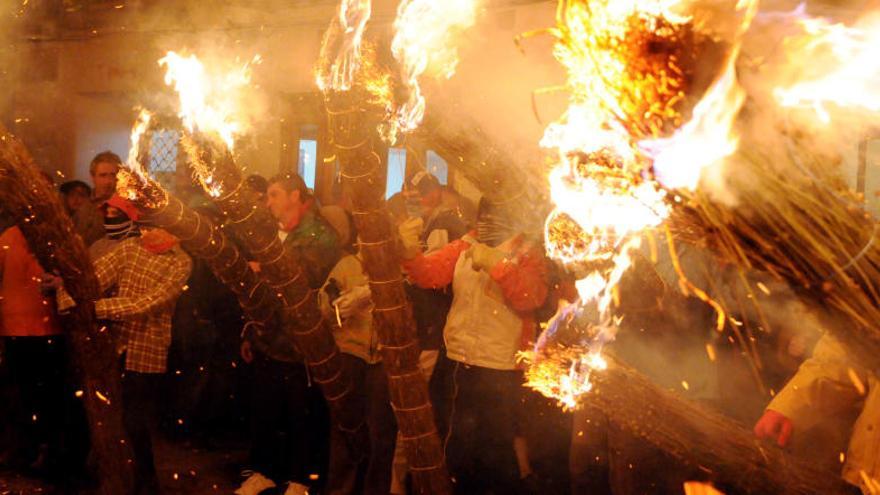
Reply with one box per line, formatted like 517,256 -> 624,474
159,50 -> 258,199
317,0 -> 372,92
382,0 -> 478,142
774,13 -> 880,123
528,0 -> 756,408
159,51 -> 259,151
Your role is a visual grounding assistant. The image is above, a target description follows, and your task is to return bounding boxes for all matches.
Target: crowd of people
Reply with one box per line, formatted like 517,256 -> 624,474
0,150 -> 877,495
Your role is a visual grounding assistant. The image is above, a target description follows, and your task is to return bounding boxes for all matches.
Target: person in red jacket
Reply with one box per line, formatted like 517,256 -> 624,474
399,198 -> 549,494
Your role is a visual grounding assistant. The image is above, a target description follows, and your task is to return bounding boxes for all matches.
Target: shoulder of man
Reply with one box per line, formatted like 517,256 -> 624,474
0,214 -> 15,236
291,211 -> 338,247
74,200 -> 101,221
92,236 -> 134,267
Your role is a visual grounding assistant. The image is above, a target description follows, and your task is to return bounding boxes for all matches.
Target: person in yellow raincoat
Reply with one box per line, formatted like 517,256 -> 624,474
755,335 -> 880,494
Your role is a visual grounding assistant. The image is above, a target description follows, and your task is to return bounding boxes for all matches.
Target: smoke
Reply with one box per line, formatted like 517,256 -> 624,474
422,3 -> 564,180
700,1 -> 880,207
0,1 -> 331,180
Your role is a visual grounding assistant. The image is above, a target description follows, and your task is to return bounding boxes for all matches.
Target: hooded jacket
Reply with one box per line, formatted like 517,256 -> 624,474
769,335 -> 880,493
403,233 -> 548,370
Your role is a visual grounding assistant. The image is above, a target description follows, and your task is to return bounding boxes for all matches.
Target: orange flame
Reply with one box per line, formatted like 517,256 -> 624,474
381,0 -> 478,142
317,0 -> 372,92
640,58 -> 745,190
529,0 -> 756,408
126,108 -> 153,182
774,12 -> 880,123
114,109 -> 154,204
159,51 -> 260,151
159,51 -> 259,199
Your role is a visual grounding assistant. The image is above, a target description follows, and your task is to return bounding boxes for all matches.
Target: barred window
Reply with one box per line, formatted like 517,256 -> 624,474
149,129 -> 180,174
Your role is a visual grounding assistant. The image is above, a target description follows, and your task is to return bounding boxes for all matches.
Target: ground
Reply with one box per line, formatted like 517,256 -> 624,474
0,436 -> 247,495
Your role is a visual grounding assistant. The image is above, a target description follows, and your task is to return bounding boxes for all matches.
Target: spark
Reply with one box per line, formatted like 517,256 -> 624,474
705,344 -> 716,362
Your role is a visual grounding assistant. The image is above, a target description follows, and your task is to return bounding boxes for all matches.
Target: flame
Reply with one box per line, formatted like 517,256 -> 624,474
529,0 -> 690,407
126,108 -> 153,182
381,0 -> 478,142
521,345 -> 607,411
544,160 -> 668,265
550,0 -> 693,140
114,109 -> 153,204
180,134 -> 223,199
640,58 -> 745,190
317,0 -> 372,92
528,0 -> 757,408
639,0 -> 756,191
115,168 -> 141,203
159,50 -> 258,200
357,42 -> 395,109
158,51 -> 260,151
774,12 -> 880,123
116,109 -> 169,209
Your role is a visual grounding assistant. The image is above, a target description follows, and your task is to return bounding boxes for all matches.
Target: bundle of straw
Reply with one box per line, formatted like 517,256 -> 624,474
590,351 -> 850,494
670,128 -> 880,371
117,169 -> 277,329
0,127 -> 133,494
182,136 -> 367,448
325,90 -> 452,495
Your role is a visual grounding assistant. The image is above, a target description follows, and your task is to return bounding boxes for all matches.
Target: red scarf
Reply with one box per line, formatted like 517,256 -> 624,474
141,228 -> 179,254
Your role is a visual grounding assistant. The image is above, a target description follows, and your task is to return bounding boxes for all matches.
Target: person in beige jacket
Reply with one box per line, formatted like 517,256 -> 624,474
320,250 -> 397,495
755,334 -> 880,493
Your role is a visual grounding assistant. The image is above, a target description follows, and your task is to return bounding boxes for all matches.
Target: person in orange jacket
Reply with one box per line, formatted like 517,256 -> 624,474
0,214 -> 67,475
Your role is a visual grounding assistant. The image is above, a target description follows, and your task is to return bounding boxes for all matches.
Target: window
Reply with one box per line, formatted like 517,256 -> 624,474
297,124 -> 318,190
386,147 -> 407,198
426,150 -> 448,185
298,139 -> 317,189
148,129 -> 180,191
149,129 -> 180,174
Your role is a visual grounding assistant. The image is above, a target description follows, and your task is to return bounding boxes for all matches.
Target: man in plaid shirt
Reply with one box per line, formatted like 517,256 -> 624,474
91,229 -> 192,373
58,195 -> 191,494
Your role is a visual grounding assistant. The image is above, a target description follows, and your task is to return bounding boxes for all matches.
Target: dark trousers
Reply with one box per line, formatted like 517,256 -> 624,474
249,354 -> 328,485
445,362 -> 521,495
1,336 -> 89,479
327,354 -> 397,495
121,369 -> 161,495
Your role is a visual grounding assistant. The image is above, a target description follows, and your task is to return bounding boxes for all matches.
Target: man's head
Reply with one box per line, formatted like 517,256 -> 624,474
89,151 -> 122,201
408,171 -> 442,216
476,197 -> 514,247
101,195 -> 141,240
266,173 -> 311,229
59,180 -> 91,215
246,174 -> 269,203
